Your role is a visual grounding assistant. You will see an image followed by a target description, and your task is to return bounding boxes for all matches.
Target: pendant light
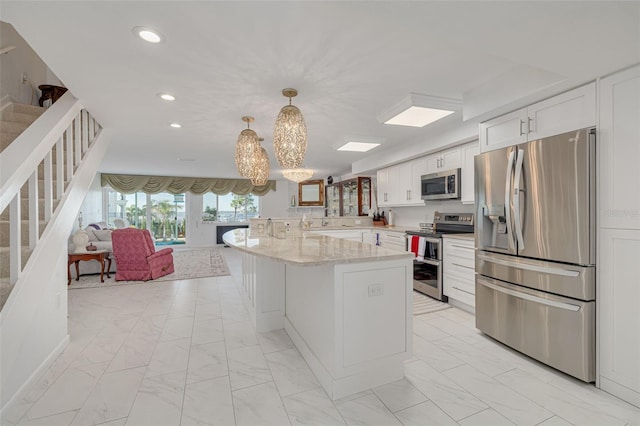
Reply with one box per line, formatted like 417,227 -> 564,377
282,167 -> 313,183
251,138 -> 270,186
235,116 -> 259,178
273,88 -> 307,169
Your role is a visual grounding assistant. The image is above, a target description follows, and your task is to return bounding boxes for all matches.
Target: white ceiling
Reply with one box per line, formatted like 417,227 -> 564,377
2,1 -> 638,180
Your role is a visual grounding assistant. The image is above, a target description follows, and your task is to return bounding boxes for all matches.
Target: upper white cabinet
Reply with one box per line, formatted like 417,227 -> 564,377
377,157 -> 426,207
479,82 -> 596,152
425,147 -> 461,173
408,157 -> 427,205
461,142 -> 480,205
598,65 -> 640,230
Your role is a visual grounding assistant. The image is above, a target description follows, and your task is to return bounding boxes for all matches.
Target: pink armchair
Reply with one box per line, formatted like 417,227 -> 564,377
111,228 -> 174,281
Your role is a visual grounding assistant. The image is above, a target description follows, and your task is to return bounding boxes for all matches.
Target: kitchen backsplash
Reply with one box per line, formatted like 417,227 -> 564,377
385,201 -> 475,227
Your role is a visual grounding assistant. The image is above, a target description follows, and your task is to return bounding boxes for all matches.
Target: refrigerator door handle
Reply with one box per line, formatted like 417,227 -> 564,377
513,148 -> 525,250
504,149 -> 516,251
479,279 -> 581,312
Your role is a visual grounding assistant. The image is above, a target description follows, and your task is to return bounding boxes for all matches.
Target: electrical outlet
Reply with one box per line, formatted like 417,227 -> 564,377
22,72 -> 28,84
355,219 -> 361,225
285,222 -> 291,232
368,283 -> 384,297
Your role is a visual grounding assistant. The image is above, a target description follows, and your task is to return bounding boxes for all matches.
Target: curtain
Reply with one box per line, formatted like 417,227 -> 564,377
100,173 -> 276,196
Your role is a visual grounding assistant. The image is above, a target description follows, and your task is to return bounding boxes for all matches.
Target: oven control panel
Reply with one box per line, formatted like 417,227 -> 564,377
433,211 -> 474,225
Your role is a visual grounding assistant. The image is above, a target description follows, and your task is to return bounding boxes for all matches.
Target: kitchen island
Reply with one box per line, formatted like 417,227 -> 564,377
223,228 -> 414,400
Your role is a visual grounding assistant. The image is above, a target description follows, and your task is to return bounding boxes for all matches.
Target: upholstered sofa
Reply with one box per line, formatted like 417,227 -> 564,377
68,222 -> 116,279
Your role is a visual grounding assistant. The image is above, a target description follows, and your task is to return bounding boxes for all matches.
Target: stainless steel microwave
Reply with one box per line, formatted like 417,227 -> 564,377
421,168 -> 461,201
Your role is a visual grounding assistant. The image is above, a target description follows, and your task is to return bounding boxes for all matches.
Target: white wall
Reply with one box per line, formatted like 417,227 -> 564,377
0,21 -> 61,106
78,175 -> 103,228
259,180 -> 291,219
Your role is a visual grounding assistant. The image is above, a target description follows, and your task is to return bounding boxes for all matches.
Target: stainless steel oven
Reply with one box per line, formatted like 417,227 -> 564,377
407,212 -> 474,301
407,234 -> 443,300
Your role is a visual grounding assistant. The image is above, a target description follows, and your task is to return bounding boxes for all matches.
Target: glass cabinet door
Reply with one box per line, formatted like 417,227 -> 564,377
325,184 -> 342,216
360,177 -> 371,216
341,179 -> 358,216
339,177 -> 372,216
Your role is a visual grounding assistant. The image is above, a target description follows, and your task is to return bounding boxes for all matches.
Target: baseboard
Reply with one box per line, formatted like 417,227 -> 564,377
599,376 -> 640,409
0,94 -> 17,111
0,334 -> 70,414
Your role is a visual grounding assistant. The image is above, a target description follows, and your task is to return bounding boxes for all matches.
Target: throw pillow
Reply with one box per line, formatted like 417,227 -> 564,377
87,223 -> 101,230
83,227 -> 97,241
94,230 -> 112,241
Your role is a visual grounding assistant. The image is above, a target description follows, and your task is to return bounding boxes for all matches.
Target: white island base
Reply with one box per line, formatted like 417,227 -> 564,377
237,249 -> 412,400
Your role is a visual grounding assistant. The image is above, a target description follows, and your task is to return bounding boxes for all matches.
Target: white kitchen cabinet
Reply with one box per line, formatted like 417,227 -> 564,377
377,158 -> 425,207
408,157 -> 427,204
479,82 -> 596,152
376,166 -> 393,207
372,229 -> 407,252
598,228 -> 640,408
597,65 -> 640,409
461,142 -> 480,205
426,147 -> 461,173
442,235 -> 475,312
598,65 -> 640,230
478,108 -> 529,152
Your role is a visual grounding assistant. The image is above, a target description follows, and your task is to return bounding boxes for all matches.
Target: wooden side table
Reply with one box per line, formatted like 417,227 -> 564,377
68,251 -> 111,285
38,84 -> 68,107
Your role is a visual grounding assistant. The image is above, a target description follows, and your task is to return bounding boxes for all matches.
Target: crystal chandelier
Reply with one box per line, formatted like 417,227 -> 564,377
250,138 -> 270,186
235,116 -> 259,178
273,88 -> 307,169
282,167 -> 313,183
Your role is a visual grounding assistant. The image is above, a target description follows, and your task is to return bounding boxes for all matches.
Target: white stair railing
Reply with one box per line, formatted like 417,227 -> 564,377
0,91 -> 101,285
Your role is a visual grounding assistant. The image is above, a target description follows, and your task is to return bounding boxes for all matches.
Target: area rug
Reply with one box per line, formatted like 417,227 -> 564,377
69,247 -> 230,289
413,290 -> 451,316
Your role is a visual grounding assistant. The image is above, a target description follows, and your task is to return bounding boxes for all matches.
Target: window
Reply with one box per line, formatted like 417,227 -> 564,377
105,189 -> 186,244
203,193 -> 259,223
106,190 -> 148,229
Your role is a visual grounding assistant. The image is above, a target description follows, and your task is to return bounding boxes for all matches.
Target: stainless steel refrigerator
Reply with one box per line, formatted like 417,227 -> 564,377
474,127 -> 596,382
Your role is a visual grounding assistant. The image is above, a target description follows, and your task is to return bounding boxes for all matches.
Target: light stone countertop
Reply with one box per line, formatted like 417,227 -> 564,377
223,228 -> 413,266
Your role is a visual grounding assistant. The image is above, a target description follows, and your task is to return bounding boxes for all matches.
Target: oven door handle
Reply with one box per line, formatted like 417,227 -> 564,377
416,258 -> 440,267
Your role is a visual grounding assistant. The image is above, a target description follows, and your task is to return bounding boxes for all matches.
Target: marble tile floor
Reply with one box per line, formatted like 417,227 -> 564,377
2,248 -> 639,426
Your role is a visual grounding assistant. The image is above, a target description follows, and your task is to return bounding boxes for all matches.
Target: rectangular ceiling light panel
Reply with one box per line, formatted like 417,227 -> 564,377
337,142 -> 381,152
380,93 -> 462,128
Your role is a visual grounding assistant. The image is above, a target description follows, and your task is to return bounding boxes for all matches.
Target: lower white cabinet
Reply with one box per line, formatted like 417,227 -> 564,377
598,228 -> 640,408
374,229 -> 408,252
443,235 -> 475,311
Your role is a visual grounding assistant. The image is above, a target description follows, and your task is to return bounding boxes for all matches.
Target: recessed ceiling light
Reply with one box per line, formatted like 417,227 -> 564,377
177,157 -> 195,162
337,142 -> 381,152
379,93 -> 462,128
159,93 -> 175,101
170,123 -> 181,128
133,26 -> 163,43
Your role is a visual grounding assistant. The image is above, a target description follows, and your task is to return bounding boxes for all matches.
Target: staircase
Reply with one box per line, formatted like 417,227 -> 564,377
0,92 -> 112,411
0,102 -> 47,309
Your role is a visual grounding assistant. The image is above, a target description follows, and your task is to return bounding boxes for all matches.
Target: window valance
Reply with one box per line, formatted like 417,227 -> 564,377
100,173 -> 276,196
